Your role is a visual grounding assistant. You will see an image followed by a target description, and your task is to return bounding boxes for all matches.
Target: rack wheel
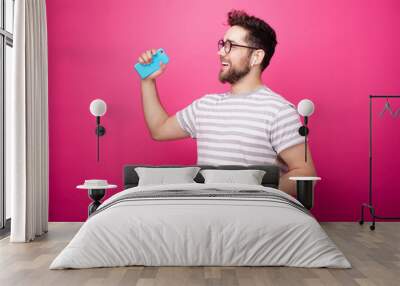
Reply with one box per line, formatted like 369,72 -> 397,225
370,225 -> 375,231
359,220 -> 364,225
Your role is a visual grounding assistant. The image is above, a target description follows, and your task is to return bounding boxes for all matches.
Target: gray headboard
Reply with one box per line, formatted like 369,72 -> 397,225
123,164 -> 280,189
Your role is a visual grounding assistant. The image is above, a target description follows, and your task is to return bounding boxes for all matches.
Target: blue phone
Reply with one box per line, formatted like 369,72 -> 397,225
134,48 -> 169,79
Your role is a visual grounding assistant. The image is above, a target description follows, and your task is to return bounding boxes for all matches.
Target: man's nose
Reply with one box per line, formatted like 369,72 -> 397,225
217,48 -> 226,57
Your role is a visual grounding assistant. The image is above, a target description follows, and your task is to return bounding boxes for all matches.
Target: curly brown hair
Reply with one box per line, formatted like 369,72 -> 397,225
227,10 -> 277,71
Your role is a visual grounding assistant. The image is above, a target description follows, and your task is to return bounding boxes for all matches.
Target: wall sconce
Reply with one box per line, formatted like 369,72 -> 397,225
89,99 -> 107,162
290,99 -> 321,210
297,99 -> 315,162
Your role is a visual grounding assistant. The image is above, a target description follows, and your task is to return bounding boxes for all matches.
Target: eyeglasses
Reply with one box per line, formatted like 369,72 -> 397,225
218,39 -> 260,54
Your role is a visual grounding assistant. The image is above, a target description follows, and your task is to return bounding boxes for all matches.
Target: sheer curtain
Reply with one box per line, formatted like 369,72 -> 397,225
8,0 -> 49,242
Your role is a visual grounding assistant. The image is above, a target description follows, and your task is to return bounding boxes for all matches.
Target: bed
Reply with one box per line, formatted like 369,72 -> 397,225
50,164 -> 350,269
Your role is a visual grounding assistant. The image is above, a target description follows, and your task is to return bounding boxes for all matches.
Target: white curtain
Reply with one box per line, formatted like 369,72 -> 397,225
8,0 -> 49,242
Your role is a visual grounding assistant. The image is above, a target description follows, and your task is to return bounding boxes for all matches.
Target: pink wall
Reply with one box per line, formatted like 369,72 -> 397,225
46,0 -> 400,222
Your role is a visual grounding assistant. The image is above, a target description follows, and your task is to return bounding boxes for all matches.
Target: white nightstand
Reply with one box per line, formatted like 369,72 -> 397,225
77,180 -> 117,216
289,176 -> 321,210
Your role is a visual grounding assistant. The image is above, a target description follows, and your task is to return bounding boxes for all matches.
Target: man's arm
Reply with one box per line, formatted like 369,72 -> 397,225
138,49 -> 189,141
140,79 -> 189,141
278,143 -> 317,196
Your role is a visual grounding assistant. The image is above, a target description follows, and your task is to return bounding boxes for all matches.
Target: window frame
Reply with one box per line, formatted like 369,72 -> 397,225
0,0 -> 14,232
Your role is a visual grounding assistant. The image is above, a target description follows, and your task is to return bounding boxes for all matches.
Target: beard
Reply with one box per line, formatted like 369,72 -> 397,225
218,58 -> 251,84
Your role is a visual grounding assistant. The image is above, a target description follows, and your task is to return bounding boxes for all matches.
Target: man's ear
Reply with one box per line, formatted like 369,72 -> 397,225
252,49 -> 265,66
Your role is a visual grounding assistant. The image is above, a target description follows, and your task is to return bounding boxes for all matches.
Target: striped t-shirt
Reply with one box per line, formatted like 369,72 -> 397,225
175,86 -> 304,173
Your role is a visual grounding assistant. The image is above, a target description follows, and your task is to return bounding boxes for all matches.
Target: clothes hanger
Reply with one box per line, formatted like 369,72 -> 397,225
379,96 -> 395,117
394,106 -> 400,117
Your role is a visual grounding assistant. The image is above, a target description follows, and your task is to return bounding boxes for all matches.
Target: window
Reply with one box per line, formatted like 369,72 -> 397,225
1,0 -> 14,233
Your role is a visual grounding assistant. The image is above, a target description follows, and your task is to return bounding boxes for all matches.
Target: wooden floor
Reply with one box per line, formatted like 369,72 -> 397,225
0,222 -> 399,286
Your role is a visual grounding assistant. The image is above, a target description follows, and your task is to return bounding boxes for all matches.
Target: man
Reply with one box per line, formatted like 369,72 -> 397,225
138,10 -> 317,196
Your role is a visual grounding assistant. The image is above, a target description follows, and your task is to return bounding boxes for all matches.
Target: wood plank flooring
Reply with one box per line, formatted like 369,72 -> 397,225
0,222 -> 399,286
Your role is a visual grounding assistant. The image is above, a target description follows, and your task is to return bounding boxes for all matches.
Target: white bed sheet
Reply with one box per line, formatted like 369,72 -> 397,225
50,183 -> 350,269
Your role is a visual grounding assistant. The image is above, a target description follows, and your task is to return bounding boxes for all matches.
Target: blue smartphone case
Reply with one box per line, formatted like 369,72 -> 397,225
134,48 -> 169,79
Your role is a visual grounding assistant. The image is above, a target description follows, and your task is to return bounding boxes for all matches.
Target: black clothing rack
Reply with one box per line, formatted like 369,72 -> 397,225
359,95 -> 400,230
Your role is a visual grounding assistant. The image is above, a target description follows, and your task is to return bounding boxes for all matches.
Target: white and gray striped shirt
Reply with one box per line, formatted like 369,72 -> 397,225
176,86 -> 304,173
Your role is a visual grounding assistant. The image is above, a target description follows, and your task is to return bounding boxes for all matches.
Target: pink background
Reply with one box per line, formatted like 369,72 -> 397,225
46,0 -> 400,222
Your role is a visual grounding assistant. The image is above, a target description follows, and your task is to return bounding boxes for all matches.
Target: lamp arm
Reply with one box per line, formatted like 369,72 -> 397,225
97,116 -> 100,162
305,131 -> 308,162
304,116 -> 308,162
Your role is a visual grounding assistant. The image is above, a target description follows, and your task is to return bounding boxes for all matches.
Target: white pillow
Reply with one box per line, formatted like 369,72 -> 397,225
135,167 -> 201,186
200,169 -> 266,185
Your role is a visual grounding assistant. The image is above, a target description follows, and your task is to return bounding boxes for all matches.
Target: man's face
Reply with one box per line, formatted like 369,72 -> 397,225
218,26 -> 253,84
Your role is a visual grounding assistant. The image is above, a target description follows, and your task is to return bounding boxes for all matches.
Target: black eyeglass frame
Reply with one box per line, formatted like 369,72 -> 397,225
218,39 -> 261,54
